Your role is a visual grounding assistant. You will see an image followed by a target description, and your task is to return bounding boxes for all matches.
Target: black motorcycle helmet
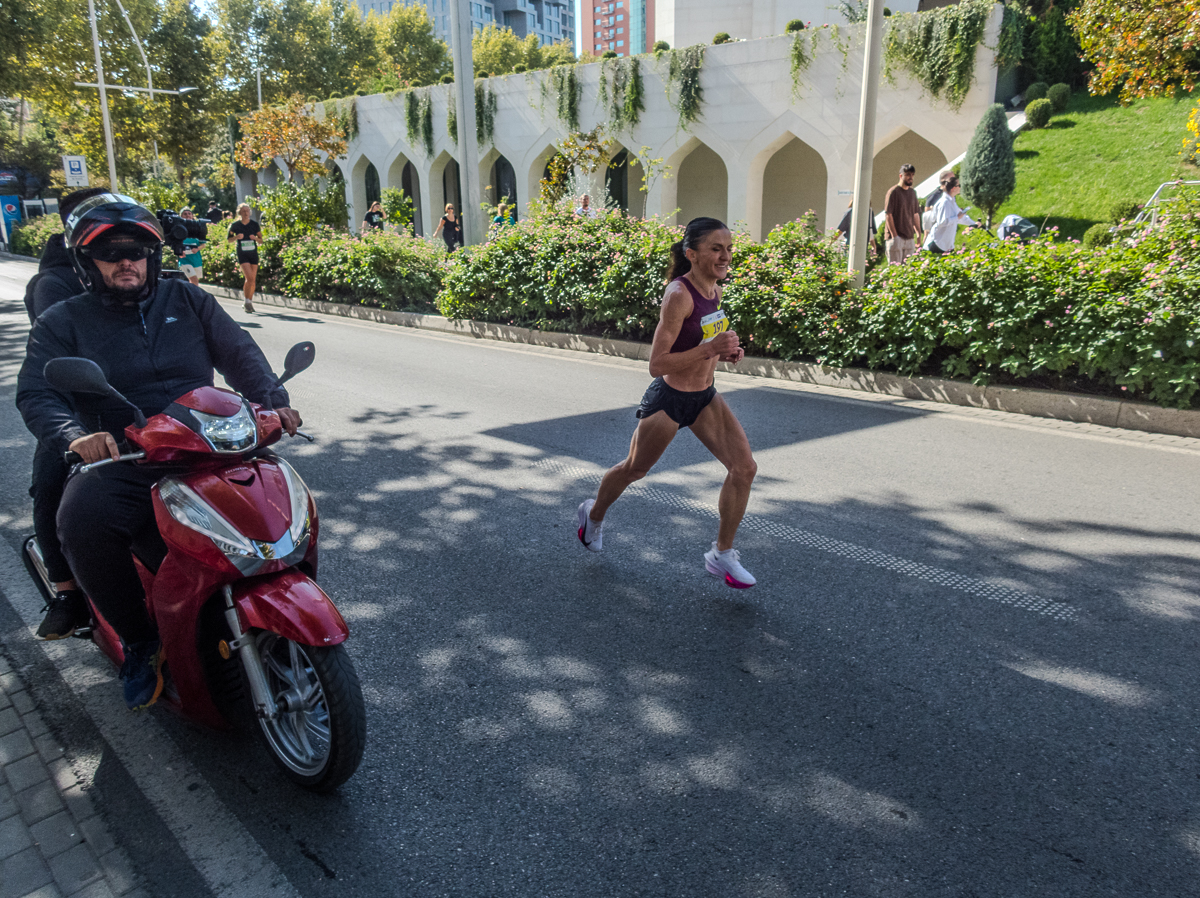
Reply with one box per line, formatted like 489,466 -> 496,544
64,193 -> 165,303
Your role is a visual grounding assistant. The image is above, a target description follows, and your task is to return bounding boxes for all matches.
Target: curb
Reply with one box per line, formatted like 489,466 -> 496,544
205,283 -> 1200,442
0,251 -> 40,263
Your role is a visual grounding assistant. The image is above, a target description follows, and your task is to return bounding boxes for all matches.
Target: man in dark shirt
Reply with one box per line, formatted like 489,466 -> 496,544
883,164 -> 922,265
17,195 -> 302,710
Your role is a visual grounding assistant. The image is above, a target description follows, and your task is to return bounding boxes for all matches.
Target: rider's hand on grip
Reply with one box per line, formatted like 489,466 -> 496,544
68,433 -> 121,465
277,408 -> 303,437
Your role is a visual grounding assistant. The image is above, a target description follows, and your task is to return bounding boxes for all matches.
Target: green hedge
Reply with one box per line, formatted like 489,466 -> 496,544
10,215 -> 63,258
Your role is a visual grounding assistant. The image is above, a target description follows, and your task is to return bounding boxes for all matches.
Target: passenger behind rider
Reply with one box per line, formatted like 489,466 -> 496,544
23,187 -> 110,641
16,194 -> 302,711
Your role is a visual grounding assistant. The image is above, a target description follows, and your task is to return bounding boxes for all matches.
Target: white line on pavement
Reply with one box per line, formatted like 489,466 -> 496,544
0,539 -> 302,898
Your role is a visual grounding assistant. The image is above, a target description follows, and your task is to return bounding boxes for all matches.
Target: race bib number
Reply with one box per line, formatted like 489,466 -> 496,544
699,310 -> 729,344
239,240 -> 256,251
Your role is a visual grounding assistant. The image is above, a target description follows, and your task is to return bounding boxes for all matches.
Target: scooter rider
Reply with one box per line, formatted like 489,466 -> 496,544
16,194 -> 303,711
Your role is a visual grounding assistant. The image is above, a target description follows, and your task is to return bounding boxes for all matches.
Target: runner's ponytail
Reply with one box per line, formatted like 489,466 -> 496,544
666,217 -> 728,282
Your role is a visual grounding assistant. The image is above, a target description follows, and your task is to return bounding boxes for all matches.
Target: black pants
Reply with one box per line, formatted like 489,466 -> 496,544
30,443 -> 72,583
57,463 -> 166,646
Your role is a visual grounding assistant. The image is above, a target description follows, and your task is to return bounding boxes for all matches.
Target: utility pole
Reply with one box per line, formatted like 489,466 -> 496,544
847,0 -> 886,288
448,0 -> 483,246
87,0 -> 120,189
115,0 -> 159,178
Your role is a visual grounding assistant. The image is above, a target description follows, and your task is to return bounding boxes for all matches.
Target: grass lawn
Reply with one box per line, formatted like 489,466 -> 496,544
986,91 -> 1196,240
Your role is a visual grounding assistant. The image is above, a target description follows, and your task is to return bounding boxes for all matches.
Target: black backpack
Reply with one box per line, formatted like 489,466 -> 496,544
23,268 -> 84,325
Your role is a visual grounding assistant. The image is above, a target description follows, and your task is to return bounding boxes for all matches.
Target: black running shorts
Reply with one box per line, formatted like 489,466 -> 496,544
635,376 -> 717,429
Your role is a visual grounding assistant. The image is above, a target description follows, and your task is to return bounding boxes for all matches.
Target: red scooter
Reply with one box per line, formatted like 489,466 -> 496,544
21,343 -> 366,792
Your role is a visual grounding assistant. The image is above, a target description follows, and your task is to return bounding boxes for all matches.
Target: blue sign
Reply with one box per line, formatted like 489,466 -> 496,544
0,195 -> 21,236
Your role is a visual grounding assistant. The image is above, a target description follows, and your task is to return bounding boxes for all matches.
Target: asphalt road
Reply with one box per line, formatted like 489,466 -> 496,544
2,258 -> 1200,897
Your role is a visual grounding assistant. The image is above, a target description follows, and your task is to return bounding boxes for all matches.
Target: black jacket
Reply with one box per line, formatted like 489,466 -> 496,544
17,278 -> 290,459
24,234 -> 85,324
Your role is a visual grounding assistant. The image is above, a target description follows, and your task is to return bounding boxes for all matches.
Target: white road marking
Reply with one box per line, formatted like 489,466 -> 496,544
537,458 -> 1080,622
0,540 -> 302,898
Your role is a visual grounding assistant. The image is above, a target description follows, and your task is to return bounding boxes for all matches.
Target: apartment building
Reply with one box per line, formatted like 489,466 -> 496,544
587,0 -> 648,57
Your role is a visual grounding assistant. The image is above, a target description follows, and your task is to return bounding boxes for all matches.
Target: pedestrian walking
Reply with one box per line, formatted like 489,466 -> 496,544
433,203 -> 464,251
923,173 -> 976,256
574,194 -> 598,218
227,203 -> 262,313
883,164 -> 922,265
576,216 -> 759,588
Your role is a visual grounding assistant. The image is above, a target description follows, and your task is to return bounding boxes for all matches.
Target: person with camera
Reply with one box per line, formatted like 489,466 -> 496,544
227,203 -> 262,313
177,208 -> 205,286
16,194 -> 302,710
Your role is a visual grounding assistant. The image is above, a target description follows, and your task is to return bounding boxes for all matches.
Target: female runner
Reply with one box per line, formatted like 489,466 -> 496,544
576,217 -> 758,587
227,203 -> 263,313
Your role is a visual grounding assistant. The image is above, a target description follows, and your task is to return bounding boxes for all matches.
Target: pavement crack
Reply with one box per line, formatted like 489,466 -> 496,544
296,839 -> 338,879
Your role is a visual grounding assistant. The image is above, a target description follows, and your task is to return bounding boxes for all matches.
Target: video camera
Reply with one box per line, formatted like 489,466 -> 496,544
155,210 -> 209,258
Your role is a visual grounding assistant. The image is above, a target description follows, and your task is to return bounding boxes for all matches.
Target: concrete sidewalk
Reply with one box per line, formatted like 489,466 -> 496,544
0,651 -> 146,898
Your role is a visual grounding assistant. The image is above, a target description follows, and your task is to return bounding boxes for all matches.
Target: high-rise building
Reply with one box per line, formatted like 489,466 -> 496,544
587,0 -> 645,57
353,0 -> 573,50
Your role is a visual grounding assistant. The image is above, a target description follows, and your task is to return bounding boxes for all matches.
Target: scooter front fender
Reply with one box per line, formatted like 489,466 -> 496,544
232,570 -> 349,647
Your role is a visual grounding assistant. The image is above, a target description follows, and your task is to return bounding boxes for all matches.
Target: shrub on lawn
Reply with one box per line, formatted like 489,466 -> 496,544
1047,83 -> 1071,112
1025,98 -> 1053,129
10,214 -> 63,258
1024,81 -> 1049,103
1081,222 -> 1113,247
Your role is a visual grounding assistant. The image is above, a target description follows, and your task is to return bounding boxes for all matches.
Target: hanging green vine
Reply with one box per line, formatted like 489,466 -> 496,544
447,94 -> 457,144
882,0 -> 994,110
995,2 -> 1027,70
789,29 -> 818,97
541,65 -> 581,131
598,56 -> 645,132
661,45 -> 705,130
405,89 -> 434,157
323,98 -> 359,141
475,80 -> 498,144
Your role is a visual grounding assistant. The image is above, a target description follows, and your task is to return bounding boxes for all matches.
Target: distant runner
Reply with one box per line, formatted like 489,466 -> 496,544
576,217 -> 759,588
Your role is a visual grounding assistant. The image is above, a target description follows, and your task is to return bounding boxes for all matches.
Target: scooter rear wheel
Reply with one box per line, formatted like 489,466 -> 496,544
253,633 -> 366,793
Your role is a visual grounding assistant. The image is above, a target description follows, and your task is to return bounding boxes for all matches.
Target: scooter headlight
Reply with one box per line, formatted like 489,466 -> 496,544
192,403 -> 258,454
276,458 -> 312,546
158,479 -> 261,572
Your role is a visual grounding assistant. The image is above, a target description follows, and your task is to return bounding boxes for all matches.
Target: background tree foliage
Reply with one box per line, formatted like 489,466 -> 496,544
234,94 -> 347,180
471,23 -> 575,76
377,3 -> 451,87
1069,0 -> 1200,101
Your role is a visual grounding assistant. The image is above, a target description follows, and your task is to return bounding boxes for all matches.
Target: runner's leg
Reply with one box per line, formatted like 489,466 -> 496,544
240,262 -> 257,301
591,411 -> 679,521
689,395 -> 756,551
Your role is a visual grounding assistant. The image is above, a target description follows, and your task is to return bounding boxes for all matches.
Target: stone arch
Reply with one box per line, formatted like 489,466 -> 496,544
526,144 -> 560,209
492,155 -> 518,212
428,151 -> 461,219
604,142 -> 643,217
871,128 -> 949,213
387,152 -> 423,235
673,141 -> 729,226
325,160 -> 348,229
758,135 -> 828,238
349,155 -> 373,233
257,161 -> 283,190
365,162 -> 381,208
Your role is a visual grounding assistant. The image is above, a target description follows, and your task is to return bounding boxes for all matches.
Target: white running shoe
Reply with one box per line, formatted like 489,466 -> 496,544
704,542 -> 756,588
576,500 -> 604,552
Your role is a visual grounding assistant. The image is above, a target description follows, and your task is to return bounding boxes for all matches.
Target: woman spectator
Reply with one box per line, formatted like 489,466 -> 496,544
432,203 -> 464,252
362,201 -> 385,232
923,174 -> 975,256
177,208 -> 205,287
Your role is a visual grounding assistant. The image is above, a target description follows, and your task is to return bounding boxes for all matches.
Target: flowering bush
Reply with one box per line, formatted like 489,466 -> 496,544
832,195 -> 1200,408
277,229 -> 443,311
199,231 -> 286,294
10,214 -> 63,258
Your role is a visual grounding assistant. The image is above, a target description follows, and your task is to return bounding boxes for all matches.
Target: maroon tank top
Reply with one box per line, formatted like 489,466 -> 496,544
669,275 -> 727,353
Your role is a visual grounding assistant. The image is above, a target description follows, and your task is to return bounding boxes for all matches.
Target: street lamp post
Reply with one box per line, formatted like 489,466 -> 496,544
847,0 -> 887,288
448,0 -> 483,246
87,0 -> 119,188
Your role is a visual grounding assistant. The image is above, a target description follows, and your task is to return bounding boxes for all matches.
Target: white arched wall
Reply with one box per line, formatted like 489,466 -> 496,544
673,140 -> 730,226
385,151 -> 423,236
428,151 -> 459,224
348,155 -> 373,234
740,114 -> 843,238
871,127 -> 950,213
604,142 -> 643,217
478,146 -> 501,206
523,139 -> 562,215
759,136 -> 829,238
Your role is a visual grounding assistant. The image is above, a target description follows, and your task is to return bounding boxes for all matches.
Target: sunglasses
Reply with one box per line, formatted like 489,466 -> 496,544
81,244 -> 156,263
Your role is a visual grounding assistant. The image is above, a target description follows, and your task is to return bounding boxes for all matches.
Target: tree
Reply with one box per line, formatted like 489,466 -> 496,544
146,0 -> 218,183
959,103 -> 1015,229
378,3 -> 450,86
235,94 -> 347,180
1069,0 -> 1200,101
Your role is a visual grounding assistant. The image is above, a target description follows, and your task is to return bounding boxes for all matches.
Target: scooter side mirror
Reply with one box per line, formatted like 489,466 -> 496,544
43,357 -> 148,428
279,342 -> 315,385
44,357 -> 111,396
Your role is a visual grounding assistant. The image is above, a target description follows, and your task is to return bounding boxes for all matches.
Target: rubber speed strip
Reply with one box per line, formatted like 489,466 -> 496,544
535,457 -> 1079,622
0,540 -> 303,898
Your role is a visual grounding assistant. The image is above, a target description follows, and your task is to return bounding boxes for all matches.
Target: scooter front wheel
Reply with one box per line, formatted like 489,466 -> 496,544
253,633 -> 366,793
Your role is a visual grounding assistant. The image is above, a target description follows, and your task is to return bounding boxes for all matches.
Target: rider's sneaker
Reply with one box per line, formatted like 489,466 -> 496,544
36,590 -> 89,640
120,639 -> 164,711
704,543 -> 757,588
576,500 -> 603,552
244,300 -> 255,314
